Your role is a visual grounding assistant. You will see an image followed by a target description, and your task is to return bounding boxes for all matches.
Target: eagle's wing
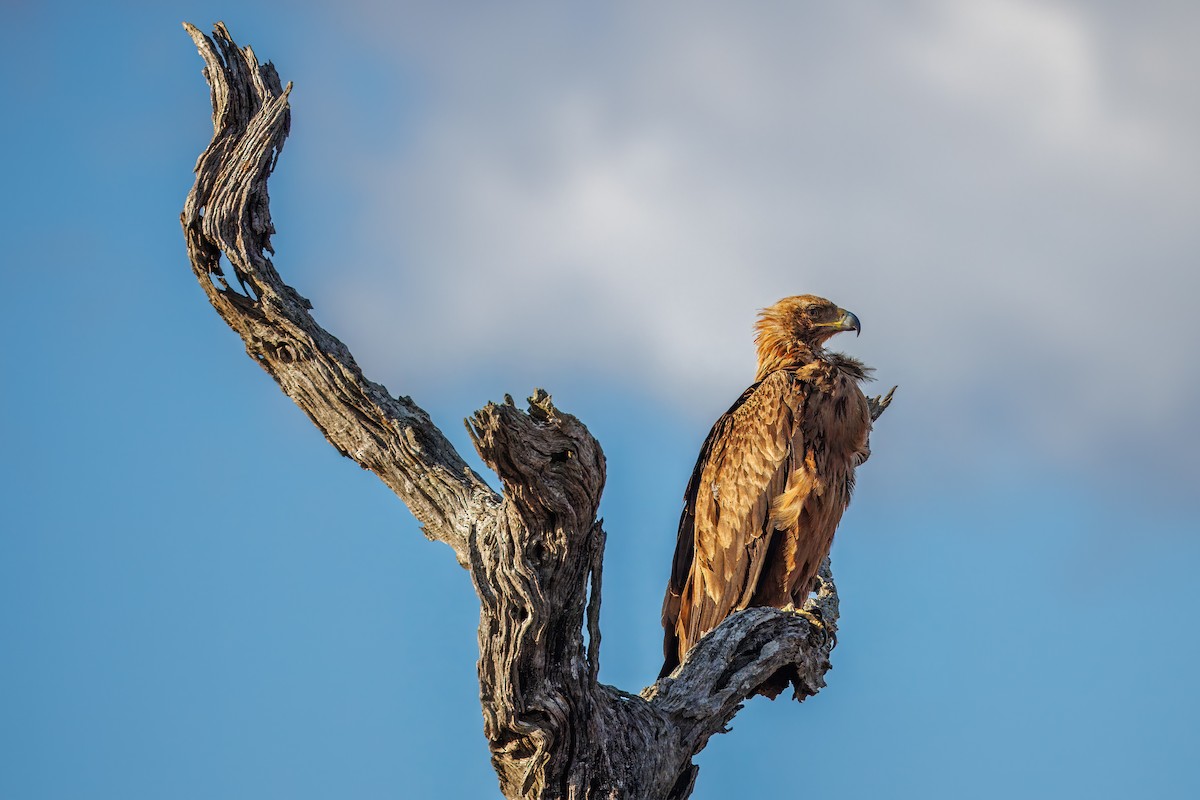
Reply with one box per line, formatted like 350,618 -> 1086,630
660,370 -> 809,675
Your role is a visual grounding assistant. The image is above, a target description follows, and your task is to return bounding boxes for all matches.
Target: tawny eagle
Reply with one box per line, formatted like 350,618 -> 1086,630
659,294 -> 893,693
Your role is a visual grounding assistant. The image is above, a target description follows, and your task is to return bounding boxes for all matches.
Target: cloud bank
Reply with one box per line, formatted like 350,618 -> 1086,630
294,1 -> 1199,485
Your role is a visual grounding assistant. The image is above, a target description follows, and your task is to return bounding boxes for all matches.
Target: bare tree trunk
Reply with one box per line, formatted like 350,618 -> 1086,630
180,22 -> 840,799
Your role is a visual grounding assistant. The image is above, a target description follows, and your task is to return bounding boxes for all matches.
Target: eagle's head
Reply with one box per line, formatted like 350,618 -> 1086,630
758,294 -> 861,346
754,294 -> 861,374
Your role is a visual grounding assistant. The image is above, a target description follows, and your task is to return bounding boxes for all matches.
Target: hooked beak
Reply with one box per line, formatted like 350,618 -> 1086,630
834,309 -> 861,337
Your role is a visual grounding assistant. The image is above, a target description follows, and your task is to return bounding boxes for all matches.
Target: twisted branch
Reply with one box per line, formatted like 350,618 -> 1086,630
180,22 -> 496,564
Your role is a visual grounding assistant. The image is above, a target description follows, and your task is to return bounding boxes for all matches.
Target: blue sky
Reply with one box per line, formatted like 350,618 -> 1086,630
2,2 -> 1198,798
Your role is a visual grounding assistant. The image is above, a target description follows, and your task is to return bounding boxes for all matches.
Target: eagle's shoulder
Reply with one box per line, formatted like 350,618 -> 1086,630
719,372 -> 808,457
734,369 -> 804,412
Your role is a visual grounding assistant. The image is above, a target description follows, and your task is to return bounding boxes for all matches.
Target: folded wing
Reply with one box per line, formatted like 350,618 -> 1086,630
660,370 -> 815,676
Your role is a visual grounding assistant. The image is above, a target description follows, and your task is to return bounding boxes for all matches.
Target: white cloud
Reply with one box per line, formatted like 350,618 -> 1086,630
896,0 -> 1167,166
299,1 -> 1200,483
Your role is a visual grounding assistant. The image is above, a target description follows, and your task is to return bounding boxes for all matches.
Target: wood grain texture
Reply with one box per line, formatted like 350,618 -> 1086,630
180,22 -> 848,799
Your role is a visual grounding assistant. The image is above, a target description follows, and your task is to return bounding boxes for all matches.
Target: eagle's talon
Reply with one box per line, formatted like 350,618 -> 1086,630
794,605 -> 837,651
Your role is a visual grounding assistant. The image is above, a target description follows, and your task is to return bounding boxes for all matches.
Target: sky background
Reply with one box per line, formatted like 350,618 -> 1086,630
2,1 -> 1198,798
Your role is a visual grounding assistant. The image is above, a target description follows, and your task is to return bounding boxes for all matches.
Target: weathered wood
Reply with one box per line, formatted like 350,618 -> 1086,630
180,22 -> 843,799
180,22 -> 496,566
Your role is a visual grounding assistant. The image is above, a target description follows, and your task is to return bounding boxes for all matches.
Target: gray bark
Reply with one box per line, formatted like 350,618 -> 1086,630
180,22 -> 841,799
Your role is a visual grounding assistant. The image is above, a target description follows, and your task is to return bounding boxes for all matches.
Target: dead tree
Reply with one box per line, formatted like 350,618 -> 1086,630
181,22 -> 842,799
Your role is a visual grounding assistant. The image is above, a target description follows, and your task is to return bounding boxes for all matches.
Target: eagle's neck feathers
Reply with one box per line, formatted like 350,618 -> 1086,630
753,338 -> 814,382
753,334 -> 872,384
824,352 -> 872,381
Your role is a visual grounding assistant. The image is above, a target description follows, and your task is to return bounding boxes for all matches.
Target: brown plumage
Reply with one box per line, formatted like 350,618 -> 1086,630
659,294 -> 891,696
